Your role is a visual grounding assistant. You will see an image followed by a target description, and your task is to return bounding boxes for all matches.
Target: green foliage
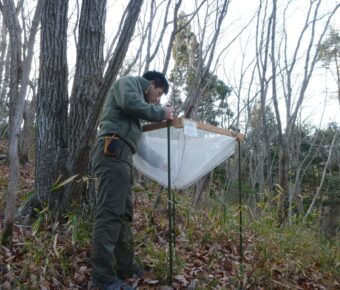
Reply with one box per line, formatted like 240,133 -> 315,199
247,102 -> 278,144
250,216 -> 339,288
222,188 -> 339,287
19,191 -> 35,212
65,211 -> 92,246
169,12 -> 233,124
2,174 -> 340,288
197,73 -> 233,126
0,117 -> 9,139
0,174 -> 7,209
3,205 -> 92,288
51,174 -> 79,192
31,206 -> 50,236
318,27 -> 340,67
169,13 -> 197,115
134,198 -> 186,283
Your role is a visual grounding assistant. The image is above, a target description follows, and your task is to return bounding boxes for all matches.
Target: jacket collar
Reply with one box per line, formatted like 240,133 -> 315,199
136,77 -> 150,93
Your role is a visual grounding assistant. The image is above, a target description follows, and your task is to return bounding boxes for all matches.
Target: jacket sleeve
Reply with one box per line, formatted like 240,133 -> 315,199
114,77 -> 166,122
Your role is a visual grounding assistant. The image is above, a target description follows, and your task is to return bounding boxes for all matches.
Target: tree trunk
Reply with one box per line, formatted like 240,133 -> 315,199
35,0 -> 68,216
63,0 -> 143,211
255,0 -> 274,191
304,131 -> 338,222
183,0 -> 229,118
64,0 -> 106,206
277,142 -> 288,222
17,0 -> 44,164
0,16 -> 7,90
19,82 -> 37,163
0,52 -> 10,138
1,0 -> 22,246
0,19 -> 9,135
162,0 -> 182,75
192,174 -> 209,207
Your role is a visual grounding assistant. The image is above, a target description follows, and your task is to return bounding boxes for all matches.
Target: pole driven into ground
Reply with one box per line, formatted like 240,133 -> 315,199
238,139 -> 244,283
167,121 -> 173,285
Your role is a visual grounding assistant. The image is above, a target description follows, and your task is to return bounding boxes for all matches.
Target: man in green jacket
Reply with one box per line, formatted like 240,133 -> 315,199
91,71 -> 173,290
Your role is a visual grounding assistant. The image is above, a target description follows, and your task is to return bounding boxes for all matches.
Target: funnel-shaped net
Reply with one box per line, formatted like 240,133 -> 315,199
133,120 -> 237,190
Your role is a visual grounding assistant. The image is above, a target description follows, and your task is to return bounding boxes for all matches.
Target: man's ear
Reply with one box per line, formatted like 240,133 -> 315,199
145,80 -> 154,95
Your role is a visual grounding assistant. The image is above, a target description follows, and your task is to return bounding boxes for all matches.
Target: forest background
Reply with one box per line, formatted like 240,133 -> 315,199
0,0 -> 340,289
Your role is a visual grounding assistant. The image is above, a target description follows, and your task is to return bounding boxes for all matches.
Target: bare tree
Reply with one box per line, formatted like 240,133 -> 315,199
123,0 -> 180,75
64,0 -> 107,206
255,0 -> 275,190
182,0 -> 231,118
277,1 -> 338,221
304,130 -> 338,221
0,0 -> 43,245
121,2 -> 154,75
62,0 -> 144,209
103,4 -> 128,69
250,0 -> 339,222
144,0 -> 172,72
162,0 -> 183,75
122,0 -> 207,76
18,1 -> 43,163
0,0 -> 22,245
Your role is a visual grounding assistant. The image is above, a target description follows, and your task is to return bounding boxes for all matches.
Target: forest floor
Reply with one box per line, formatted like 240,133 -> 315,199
0,153 -> 340,289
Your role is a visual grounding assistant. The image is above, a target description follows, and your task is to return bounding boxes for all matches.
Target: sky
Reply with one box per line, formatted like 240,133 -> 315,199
214,0 -> 340,129
233,0 -> 339,129
72,0 -> 340,129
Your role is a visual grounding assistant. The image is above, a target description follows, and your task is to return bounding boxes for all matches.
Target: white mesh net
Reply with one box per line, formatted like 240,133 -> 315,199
133,120 -> 237,190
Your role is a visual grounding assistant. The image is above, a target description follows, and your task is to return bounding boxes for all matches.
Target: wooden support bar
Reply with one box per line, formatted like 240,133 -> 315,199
142,117 -> 245,141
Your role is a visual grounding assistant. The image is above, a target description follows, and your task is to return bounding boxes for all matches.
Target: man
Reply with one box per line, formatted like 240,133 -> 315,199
91,71 -> 173,290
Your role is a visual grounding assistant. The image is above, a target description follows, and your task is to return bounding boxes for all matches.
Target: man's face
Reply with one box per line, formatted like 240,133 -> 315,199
145,81 -> 164,104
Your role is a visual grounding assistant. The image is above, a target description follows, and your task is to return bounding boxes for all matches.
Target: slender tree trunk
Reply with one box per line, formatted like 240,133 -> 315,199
192,174 -> 209,207
1,0 -> 22,246
183,0 -> 230,118
0,16 -> 7,87
0,23 -> 9,133
303,131 -> 338,222
19,81 -> 37,163
35,0 -> 68,216
17,0 -> 44,163
256,0 -> 274,191
144,0 -> 155,72
289,128 -> 320,220
335,55 -> 340,106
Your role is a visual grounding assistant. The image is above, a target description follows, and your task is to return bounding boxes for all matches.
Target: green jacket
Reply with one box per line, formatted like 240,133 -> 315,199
97,76 -> 166,153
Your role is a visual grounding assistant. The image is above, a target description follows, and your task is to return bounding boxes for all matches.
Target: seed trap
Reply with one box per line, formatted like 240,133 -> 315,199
133,118 -> 244,190
133,118 -> 245,285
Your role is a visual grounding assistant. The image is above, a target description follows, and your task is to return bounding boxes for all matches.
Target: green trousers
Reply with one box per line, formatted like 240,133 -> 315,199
91,138 -> 134,283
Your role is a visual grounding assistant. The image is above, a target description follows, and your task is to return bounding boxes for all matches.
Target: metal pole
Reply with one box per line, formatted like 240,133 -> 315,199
172,191 -> 176,247
238,140 -> 244,281
167,121 -> 173,285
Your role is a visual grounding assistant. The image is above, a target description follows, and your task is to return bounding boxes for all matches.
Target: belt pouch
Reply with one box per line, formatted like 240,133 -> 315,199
104,136 -> 124,157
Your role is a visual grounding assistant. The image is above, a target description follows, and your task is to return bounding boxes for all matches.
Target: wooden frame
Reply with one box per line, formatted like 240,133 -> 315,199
142,117 -> 245,141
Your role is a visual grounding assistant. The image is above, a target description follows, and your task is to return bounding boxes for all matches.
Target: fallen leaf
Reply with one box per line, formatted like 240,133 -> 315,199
174,274 -> 189,286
